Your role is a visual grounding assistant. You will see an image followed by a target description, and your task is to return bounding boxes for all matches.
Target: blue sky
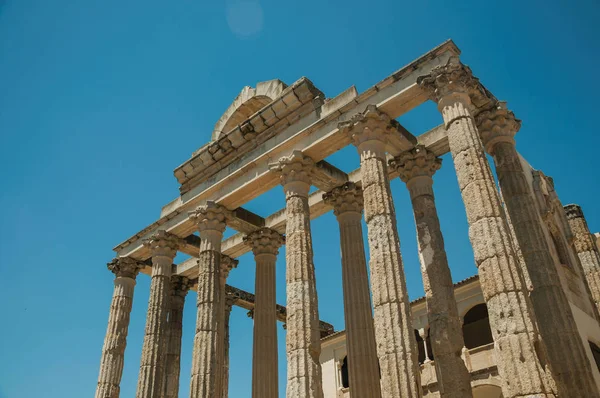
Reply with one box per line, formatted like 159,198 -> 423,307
1,0 -> 599,397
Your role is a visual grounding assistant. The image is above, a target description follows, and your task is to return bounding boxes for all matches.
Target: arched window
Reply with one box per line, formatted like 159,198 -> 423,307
341,356 -> 349,388
414,330 -> 426,364
462,304 -> 494,349
425,329 -> 434,361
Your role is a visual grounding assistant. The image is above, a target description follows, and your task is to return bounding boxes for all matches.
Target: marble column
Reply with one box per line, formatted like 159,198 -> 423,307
188,202 -> 232,398
418,330 -> 431,363
391,146 -> 472,398
323,182 -> 381,398
339,107 -> 421,398
136,231 -> 182,398
244,228 -> 285,398
164,276 -> 192,398
269,151 -> 324,398
477,103 -> 599,396
418,56 -> 556,398
565,204 -> 600,313
95,257 -> 143,398
222,294 -> 236,398
216,255 -> 238,397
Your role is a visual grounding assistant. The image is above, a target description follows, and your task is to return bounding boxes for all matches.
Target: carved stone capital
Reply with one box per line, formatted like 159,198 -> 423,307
390,146 -> 441,183
143,230 -> 183,259
107,257 -> 144,278
171,275 -> 192,297
269,150 -> 315,192
476,101 -> 521,153
188,201 -> 231,233
323,182 -> 364,217
224,293 -> 237,310
564,204 -> 584,220
339,105 -> 398,154
244,228 -> 285,256
220,254 -> 238,279
417,56 -> 490,111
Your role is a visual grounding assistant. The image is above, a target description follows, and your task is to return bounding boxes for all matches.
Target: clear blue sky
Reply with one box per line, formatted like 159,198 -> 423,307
1,1 -> 599,397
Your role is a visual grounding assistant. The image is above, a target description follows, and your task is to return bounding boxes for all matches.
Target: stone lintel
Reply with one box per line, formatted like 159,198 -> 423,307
311,160 -> 349,192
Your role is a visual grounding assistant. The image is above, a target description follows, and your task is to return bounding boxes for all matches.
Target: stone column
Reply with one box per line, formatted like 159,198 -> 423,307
222,294 -> 236,398
244,228 -> 285,398
95,257 -> 143,398
418,56 -> 556,398
477,103 -> 599,396
136,231 -> 182,398
565,204 -> 600,313
188,202 -> 232,398
418,329 -> 431,363
216,254 -> 238,397
390,146 -> 472,398
269,151 -> 324,398
164,276 -> 192,398
323,182 -> 381,398
339,107 -> 421,398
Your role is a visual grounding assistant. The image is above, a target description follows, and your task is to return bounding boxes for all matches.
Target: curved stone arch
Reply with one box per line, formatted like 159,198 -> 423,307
212,79 -> 287,141
471,378 -> 503,398
458,296 -> 486,319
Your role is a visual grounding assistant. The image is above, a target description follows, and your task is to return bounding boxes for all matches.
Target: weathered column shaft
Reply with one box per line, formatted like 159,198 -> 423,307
245,228 -> 284,398
418,57 -> 556,398
188,202 -> 231,398
216,255 -> 238,397
96,258 -> 142,398
222,296 -> 235,398
391,147 -> 472,398
340,107 -> 421,398
566,204 -> 600,313
478,104 -> 599,396
270,151 -> 323,398
324,183 -> 381,398
164,276 -> 191,398
136,231 -> 181,398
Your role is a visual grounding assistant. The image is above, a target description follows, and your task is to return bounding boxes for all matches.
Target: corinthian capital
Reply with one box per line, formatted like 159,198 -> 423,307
322,182 -> 364,217
171,275 -> 192,297
269,150 -> 315,187
417,56 -> 489,110
143,230 -> 183,259
564,204 -> 585,220
220,254 -> 238,279
476,101 -> 521,153
107,257 -> 144,278
188,201 -> 232,233
390,146 -> 441,183
244,228 -> 285,256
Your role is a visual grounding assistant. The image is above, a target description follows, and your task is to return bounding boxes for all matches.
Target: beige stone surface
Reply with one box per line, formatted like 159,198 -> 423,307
340,106 -> 421,398
391,146 -> 472,398
270,151 -> 324,398
222,294 -> 236,398
418,56 -> 556,398
216,254 -> 238,397
477,103 -> 599,396
323,182 -> 381,398
95,257 -> 143,398
136,231 -> 182,398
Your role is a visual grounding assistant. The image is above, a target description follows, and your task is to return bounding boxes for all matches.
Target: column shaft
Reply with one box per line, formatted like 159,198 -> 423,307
222,296 -> 235,398
164,276 -> 191,398
216,256 -> 237,397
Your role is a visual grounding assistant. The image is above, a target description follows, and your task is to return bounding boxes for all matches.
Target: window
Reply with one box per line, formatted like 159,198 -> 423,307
340,356 -> 349,388
414,330 -> 426,364
462,304 -> 494,349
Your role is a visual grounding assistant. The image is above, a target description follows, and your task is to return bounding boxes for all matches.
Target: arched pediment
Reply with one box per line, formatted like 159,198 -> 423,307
212,79 -> 287,140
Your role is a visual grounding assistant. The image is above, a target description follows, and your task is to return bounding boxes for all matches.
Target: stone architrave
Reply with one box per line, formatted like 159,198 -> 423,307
95,257 -> 143,398
164,276 -> 192,398
565,204 -> 600,313
244,228 -> 285,398
269,151 -> 324,398
323,182 -> 381,398
188,202 -> 232,398
222,294 -> 236,398
339,107 -> 421,398
418,57 -> 556,398
477,103 -> 599,396
390,146 -> 472,398
216,254 -> 238,397
136,231 -> 182,398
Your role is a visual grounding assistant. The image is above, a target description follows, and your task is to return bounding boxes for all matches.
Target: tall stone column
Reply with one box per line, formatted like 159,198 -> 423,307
95,257 -> 143,398
323,182 -> 382,398
418,57 -> 556,398
164,276 -> 192,398
269,151 -> 324,398
136,231 -> 182,398
216,254 -> 238,397
565,204 -> 600,313
245,228 -> 285,398
188,202 -> 232,398
222,294 -> 236,398
390,146 -> 472,398
339,107 -> 421,398
477,103 -> 599,395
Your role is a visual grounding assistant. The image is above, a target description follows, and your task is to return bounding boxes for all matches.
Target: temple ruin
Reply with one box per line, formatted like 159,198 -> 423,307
95,40 -> 600,398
